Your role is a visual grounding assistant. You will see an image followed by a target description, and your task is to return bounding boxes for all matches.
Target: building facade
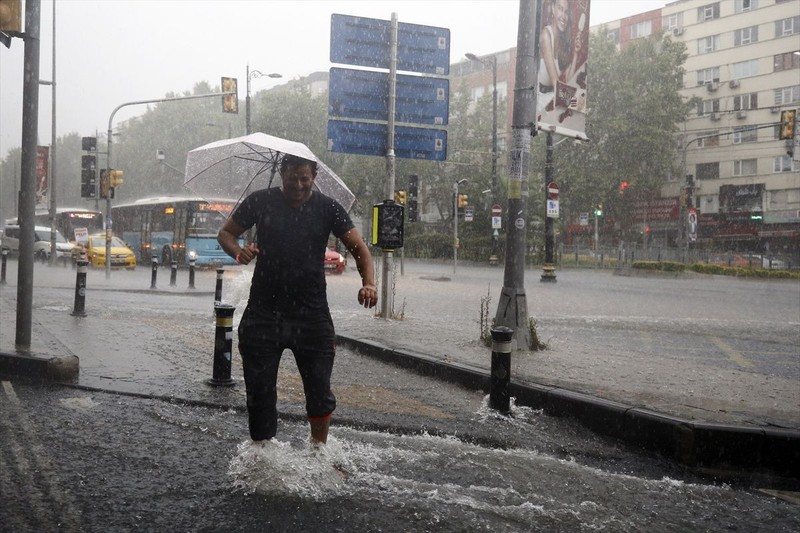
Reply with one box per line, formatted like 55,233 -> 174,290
597,0 -> 799,255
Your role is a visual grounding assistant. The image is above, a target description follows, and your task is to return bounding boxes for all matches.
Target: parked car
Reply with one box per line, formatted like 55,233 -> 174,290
324,247 -> 346,274
0,224 -> 75,262
74,234 -> 137,270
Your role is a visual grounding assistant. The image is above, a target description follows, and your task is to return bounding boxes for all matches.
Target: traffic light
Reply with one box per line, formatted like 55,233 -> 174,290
81,155 -> 97,198
100,169 -> 110,199
779,109 -> 796,140
593,203 -> 603,217
619,181 -> 629,194
408,175 -> 419,222
221,77 -> 238,114
457,194 -> 468,209
109,169 -> 124,188
0,0 -> 22,33
81,136 -> 97,152
372,200 -> 404,250
394,189 -> 407,205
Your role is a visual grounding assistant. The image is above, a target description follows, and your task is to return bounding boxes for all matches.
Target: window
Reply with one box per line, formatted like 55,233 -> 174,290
496,81 -> 508,100
733,159 -> 758,176
698,3 -> 720,22
631,20 -> 652,39
697,99 -> 720,116
775,85 -> 800,105
733,126 -> 758,144
697,67 -> 720,85
697,131 -> 719,148
606,28 -> 620,44
733,59 -> 759,79
776,17 -> 799,37
471,86 -> 485,101
773,155 -> 799,172
735,0 -> 758,13
698,35 -> 720,54
734,26 -> 759,46
733,93 -> 758,111
696,162 -> 720,180
774,52 -> 800,72
663,13 -> 682,30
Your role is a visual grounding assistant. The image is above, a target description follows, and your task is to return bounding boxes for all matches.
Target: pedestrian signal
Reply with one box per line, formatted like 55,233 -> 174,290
81,155 -> 96,198
372,200 -> 404,251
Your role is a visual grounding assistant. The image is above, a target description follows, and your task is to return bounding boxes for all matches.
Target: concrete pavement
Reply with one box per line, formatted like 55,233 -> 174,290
1,257 -> 798,485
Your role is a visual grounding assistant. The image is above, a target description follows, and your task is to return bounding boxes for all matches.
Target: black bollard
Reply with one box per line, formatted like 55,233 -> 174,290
170,260 -> 177,286
489,326 -> 514,413
0,248 -> 7,285
214,268 -> 224,304
71,260 -> 88,317
188,257 -> 196,289
208,303 -> 236,387
150,255 -> 158,289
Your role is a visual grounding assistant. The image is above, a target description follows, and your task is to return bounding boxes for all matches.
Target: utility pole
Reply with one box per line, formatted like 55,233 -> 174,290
494,0 -> 538,351
15,0 -> 42,350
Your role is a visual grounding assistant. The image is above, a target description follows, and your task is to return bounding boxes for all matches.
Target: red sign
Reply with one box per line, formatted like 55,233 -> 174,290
492,204 -> 502,216
547,182 -> 559,200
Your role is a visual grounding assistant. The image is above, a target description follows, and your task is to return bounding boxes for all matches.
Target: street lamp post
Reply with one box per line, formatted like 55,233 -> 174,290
246,65 -> 282,135
465,52 -> 499,264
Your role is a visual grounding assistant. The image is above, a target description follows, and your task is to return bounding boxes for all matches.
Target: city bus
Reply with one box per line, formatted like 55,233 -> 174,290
111,196 -> 241,267
5,207 -> 104,243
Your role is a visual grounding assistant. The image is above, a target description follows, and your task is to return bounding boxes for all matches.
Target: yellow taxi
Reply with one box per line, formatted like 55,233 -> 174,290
75,234 -> 137,270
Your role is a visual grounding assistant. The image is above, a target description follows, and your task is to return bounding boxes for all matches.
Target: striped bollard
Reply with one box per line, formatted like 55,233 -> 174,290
489,326 -> 514,413
214,268 -> 224,304
71,260 -> 89,317
188,257 -> 196,289
150,255 -> 158,289
170,260 -> 177,286
208,303 -> 236,387
0,248 -> 7,285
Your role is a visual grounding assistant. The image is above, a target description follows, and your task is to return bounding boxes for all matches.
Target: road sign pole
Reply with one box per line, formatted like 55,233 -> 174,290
380,12 -> 399,320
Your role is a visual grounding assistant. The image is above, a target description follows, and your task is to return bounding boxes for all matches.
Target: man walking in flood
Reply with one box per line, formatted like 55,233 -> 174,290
217,154 -> 377,448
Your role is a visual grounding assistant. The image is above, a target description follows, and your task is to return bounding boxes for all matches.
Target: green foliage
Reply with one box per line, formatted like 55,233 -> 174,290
632,260 -> 800,279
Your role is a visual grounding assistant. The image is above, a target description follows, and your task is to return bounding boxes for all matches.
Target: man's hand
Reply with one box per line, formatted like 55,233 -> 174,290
236,243 -> 260,265
358,284 -> 378,309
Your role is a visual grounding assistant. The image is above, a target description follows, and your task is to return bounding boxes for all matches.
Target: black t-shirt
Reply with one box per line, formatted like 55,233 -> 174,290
231,188 -> 354,314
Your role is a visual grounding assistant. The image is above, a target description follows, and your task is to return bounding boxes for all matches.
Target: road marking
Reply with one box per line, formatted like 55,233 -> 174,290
709,337 -> 753,369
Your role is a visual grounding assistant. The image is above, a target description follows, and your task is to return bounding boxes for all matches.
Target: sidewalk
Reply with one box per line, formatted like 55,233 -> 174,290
1,258 -> 798,483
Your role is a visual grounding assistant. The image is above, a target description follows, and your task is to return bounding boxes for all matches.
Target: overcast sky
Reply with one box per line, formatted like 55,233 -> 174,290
0,0 -> 667,160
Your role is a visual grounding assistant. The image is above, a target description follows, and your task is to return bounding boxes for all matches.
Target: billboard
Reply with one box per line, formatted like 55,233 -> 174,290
536,0 -> 590,140
36,145 -> 49,205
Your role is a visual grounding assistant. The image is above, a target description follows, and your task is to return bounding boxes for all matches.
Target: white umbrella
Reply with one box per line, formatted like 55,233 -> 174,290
184,132 -> 355,212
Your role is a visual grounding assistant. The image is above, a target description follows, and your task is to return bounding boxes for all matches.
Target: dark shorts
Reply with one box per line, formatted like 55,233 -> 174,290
237,305 -> 337,441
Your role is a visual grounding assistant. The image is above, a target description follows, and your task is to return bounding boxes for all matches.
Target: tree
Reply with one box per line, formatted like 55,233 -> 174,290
536,31 -> 694,244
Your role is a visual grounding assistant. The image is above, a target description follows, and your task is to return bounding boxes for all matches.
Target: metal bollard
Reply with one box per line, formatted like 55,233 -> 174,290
214,268 -> 224,303
71,260 -> 89,317
208,303 -> 236,387
188,257 -> 196,289
489,326 -> 514,413
170,260 -> 177,286
150,255 -> 158,289
0,248 -> 7,285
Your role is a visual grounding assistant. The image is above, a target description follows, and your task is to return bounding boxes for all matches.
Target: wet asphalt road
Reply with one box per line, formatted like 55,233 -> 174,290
3,374 -> 800,531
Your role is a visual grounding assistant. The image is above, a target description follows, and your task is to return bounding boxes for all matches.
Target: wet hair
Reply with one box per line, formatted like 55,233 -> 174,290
280,154 -> 317,176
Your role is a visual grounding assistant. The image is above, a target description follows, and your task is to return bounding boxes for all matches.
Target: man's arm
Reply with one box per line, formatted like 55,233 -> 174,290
340,228 -> 377,308
218,218 -> 258,265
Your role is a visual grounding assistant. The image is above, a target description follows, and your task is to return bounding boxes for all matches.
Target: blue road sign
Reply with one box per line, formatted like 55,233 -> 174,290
330,14 -> 450,75
328,120 -> 447,161
329,67 -> 449,126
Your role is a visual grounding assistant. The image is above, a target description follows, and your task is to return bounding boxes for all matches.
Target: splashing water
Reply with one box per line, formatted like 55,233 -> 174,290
228,437 -> 350,501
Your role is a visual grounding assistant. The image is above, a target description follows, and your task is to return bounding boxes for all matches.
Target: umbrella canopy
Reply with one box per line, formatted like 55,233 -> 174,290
184,132 -> 355,212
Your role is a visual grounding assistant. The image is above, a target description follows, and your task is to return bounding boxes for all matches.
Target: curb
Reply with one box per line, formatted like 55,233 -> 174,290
337,335 -> 800,487
0,351 -> 79,382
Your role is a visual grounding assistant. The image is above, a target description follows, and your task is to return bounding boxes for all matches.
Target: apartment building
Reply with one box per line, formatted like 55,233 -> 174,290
598,0 -> 799,254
